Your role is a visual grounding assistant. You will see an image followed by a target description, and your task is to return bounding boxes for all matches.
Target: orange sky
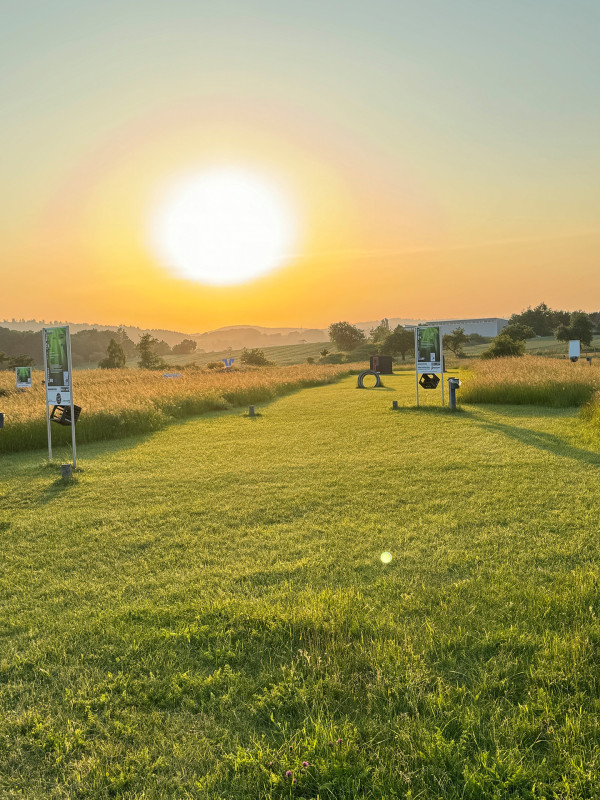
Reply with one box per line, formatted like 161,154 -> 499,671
2,2 -> 599,331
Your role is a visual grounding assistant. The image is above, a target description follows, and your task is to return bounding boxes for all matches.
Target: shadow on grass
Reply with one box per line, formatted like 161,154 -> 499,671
39,474 -> 81,504
392,405 -> 465,415
473,418 -> 600,467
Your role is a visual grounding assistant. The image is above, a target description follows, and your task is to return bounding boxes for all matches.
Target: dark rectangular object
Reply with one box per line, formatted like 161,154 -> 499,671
370,355 -> 393,374
50,404 -> 81,426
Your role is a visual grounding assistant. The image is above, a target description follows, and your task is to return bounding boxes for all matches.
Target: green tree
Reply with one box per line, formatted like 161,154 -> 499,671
369,318 -> 390,344
567,311 -> 594,347
442,327 -> 469,356
382,325 -> 414,361
172,338 -> 198,355
481,334 -> 526,359
503,323 -> 536,341
0,351 -> 7,368
240,348 -> 271,366
328,321 -> 365,352
555,312 -> 594,347
137,333 -> 168,370
154,339 -> 172,356
115,326 -> 137,358
98,338 -> 127,369
509,303 -> 569,336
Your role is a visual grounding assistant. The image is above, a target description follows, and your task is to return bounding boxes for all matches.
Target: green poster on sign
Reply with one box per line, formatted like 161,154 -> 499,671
43,326 -> 72,405
416,326 -> 441,374
15,366 -> 32,388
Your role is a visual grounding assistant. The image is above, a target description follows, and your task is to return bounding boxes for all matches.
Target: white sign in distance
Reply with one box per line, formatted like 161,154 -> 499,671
569,340 -> 580,361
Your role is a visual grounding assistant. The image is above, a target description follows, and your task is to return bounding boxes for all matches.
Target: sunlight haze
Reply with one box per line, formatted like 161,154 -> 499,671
2,0 -> 599,330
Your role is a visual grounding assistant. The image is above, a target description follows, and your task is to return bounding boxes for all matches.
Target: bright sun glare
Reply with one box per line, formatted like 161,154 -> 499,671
150,167 -> 298,286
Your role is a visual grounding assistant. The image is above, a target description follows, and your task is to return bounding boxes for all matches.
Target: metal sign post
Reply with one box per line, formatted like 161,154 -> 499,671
66,329 -> 77,469
42,335 -> 52,461
414,328 -> 420,407
441,352 -> 445,407
415,325 -> 444,407
42,325 -> 76,467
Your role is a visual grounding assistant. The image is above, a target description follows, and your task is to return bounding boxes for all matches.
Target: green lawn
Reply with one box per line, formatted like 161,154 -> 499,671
2,374 -> 600,798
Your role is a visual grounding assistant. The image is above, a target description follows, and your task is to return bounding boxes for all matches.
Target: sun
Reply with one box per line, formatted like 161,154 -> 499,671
149,166 -> 299,286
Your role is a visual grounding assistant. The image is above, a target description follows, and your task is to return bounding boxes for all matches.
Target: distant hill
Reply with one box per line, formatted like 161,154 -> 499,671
0,320 -> 190,347
0,317 -> 422,354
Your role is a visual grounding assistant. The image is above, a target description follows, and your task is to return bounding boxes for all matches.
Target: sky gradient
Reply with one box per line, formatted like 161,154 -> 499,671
2,0 -> 599,331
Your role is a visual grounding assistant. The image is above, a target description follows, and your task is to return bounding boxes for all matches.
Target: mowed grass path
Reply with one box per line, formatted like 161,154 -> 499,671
1,374 -> 600,799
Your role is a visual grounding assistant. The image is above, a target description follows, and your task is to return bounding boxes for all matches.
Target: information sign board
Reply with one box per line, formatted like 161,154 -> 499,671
416,326 -> 442,374
15,366 -> 32,388
43,326 -> 72,405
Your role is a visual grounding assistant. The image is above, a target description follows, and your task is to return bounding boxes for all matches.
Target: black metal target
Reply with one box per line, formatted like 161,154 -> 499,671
419,373 -> 440,389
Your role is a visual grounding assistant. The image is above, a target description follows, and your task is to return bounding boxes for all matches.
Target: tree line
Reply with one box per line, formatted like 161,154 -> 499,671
325,320 -> 493,362
0,326 -> 198,369
325,304 -> 600,362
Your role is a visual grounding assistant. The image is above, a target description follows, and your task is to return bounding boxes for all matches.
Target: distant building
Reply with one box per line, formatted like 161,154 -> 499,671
407,318 -> 508,338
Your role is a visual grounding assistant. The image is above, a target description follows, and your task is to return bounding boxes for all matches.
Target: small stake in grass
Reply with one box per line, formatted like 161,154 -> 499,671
248,405 -> 255,417
392,400 -> 398,410
61,464 -> 72,480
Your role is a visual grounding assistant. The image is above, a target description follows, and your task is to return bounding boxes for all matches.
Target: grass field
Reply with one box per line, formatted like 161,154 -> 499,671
0,365 -> 351,453
2,373 -> 600,798
460,356 -> 600,407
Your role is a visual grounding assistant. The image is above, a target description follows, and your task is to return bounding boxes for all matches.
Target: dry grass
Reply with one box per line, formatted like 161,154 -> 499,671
460,355 -> 600,407
0,364 -> 351,452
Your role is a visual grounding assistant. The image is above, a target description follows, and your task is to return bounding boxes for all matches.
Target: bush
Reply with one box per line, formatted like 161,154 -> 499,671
319,353 -> 346,364
481,335 -> 526,359
466,333 -> 491,344
240,348 -> 272,367
206,361 -> 225,370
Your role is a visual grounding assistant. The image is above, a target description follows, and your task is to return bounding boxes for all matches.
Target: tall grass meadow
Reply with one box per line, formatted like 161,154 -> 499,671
0,364 -> 351,453
460,355 -> 600,407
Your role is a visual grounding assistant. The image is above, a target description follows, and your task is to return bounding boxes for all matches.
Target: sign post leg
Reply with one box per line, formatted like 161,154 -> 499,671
66,330 -> 77,469
441,356 -> 445,407
42,333 -> 52,461
70,402 -> 77,469
46,403 -> 52,461
414,329 -> 419,407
